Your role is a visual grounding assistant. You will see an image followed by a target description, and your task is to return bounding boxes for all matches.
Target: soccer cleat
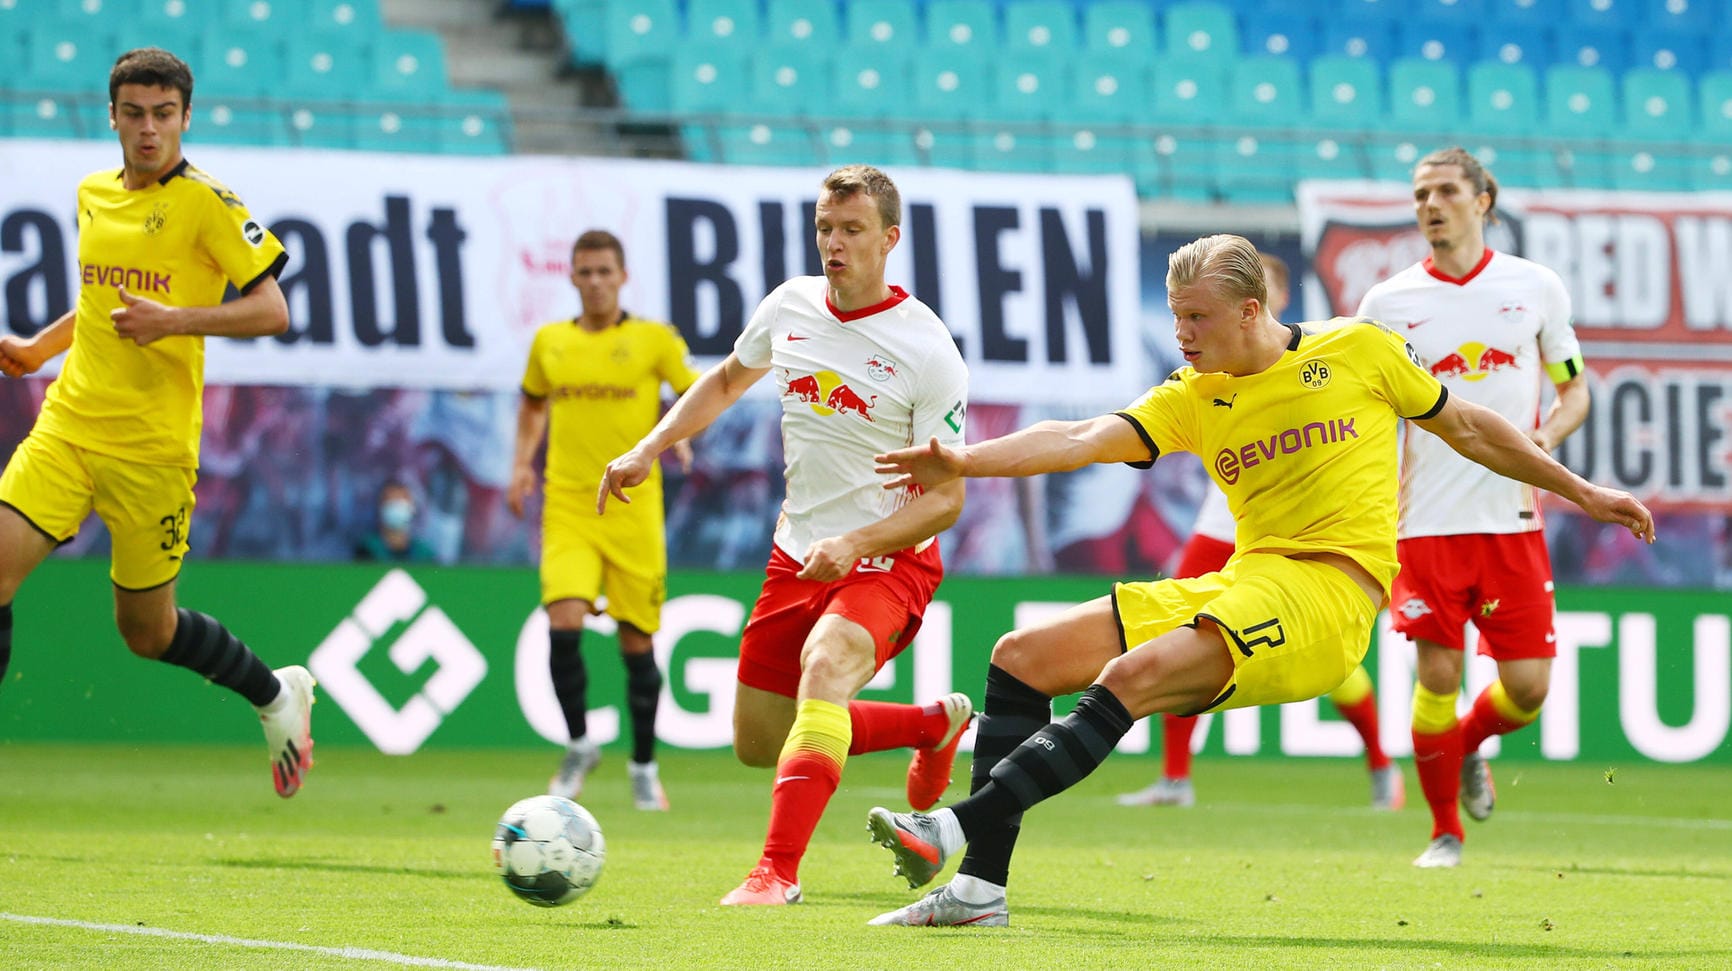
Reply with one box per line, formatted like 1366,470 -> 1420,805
1115,777 -> 1196,808
719,864 -> 802,906
1460,752 -> 1496,822
907,692 -> 974,811
867,807 -> 949,889
868,883 -> 1009,927
1370,764 -> 1406,811
628,760 -> 669,811
548,737 -> 602,801
1412,834 -> 1463,868
259,665 -> 316,799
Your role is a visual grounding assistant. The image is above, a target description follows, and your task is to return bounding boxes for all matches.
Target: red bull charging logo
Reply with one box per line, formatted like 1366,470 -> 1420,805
783,370 -> 877,422
1428,342 -> 1520,382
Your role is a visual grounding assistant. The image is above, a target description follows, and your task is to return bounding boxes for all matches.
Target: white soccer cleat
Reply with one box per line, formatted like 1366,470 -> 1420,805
549,737 -> 602,800
1116,777 -> 1195,808
868,883 -> 1009,927
1460,752 -> 1496,822
1413,834 -> 1463,868
259,665 -> 316,799
1370,764 -> 1406,811
629,760 -> 669,811
867,807 -> 950,889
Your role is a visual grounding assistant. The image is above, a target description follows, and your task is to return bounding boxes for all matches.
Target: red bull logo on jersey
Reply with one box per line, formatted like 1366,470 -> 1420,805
781,369 -> 877,422
1427,342 -> 1521,382
1213,418 -> 1358,485
81,264 -> 171,296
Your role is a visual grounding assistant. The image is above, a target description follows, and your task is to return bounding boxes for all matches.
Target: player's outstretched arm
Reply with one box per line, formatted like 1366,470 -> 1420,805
1415,395 -> 1656,543
111,276 -> 289,346
875,415 -> 1150,490
507,394 -> 550,519
598,352 -> 769,512
0,310 -> 75,377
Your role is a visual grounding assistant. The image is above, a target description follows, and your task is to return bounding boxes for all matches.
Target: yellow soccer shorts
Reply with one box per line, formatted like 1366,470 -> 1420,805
541,487 -> 667,635
0,431 -> 194,591
1113,552 -> 1376,714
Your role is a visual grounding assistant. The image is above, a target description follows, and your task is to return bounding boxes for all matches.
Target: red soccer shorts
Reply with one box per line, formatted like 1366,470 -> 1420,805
1390,532 -> 1556,660
1173,533 -> 1234,580
736,542 -> 943,698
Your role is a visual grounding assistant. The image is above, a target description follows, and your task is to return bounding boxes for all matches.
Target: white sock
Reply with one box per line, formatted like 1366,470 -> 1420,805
948,873 -> 1005,905
932,807 -> 966,854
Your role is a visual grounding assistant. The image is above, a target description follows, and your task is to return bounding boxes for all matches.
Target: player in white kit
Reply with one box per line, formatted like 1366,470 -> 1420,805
1119,252 -> 1402,811
1356,147 -> 1590,869
598,166 -> 975,906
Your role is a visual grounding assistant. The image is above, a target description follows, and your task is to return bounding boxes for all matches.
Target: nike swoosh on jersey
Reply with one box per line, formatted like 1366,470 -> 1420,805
1405,319 -> 1432,329
786,334 -> 811,341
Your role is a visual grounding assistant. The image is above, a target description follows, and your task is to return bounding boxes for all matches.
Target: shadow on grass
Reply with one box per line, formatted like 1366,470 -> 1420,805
211,857 -> 474,881
1517,863 -> 1732,881
815,889 -> 1196,928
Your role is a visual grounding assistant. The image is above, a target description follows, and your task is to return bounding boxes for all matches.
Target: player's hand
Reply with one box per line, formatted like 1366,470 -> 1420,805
797,536 -> 860,582
110,287 -> 181,346
597,448 -> 653,513
0,334 -> 47,378
1578,485 -> 1657,544
1529,428 -> 1555,452
671,438 -> 694,473
874,437 -> 966,490
506,466 -> 537,519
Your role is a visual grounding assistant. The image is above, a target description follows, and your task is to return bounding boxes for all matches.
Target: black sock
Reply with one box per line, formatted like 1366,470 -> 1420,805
950,684 -> 1135,842
623,650 -> 662,764
549,629 -> 588,741
0,602 -> 12,688
159,608 -> 280,707
956,664 -> 1052,888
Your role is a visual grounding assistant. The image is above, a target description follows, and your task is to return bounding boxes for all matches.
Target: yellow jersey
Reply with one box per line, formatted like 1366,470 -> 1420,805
521,314 -> 700,500
36,160 -> 287,467
1118,321 -> 1447,596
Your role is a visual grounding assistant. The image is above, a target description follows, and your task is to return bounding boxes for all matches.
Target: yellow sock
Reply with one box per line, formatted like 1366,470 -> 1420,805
1411,683 -> 1460,735
1329,664 -> 1374,708
1488,680 -> 1541,723
779,698 -> 851,768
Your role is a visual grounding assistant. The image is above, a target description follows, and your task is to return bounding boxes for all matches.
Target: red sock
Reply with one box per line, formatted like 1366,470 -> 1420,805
1412,727 -> 1464,840
848,699 -> 948,755
1162,714 -> 1197,780
1459,687 -> 1536,754
1333,694 -> 1391,771
760,750 -> 843,883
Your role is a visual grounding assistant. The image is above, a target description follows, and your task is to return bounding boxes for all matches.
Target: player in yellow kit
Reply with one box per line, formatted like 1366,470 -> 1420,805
0,48 -> 315,797
862,234 -> 1655,926
508,230 -> 701,811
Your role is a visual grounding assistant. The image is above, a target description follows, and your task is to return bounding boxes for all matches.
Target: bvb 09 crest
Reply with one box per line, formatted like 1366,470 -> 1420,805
143,202 -> 167,236
1299,359 -> 1331,390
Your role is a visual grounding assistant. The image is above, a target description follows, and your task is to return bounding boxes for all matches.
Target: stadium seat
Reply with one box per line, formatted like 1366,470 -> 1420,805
552,0 -> 608,65
1163,2 -> 1238,64
283,32 -> 372,101
1051,126 -> 1143,176
925,0 -> 1000,50
1227,56 -> 1305,128
1486,0 -> 1564,26
1397,20 -> 1476,65
1082,0 -> 1156,53
198,30 -> 284,97
829,47 -> 913,118
1323,21 -> 1397,63
766,0 -> 841,49
1630,29 -> 1707,76
1553,25 -> 1629,71
1562,0 -> 1630,29
1138,132 -> 1220,202
1466,60 -> 1540,134
346,102 -> 444,154
750,45 -> 828,117
608,0 -> 680,112
1474,27 -> 1550,67
1365,136 -> 1429,182
308,0 -> 383,35
109,18 -> 200,66
284,103 -> 354,149
687,0 -> 762,49
1308,55 -> 1385,130
1149,56 -> 1227,125
907,45 -> 990,121
1070,53 -> 1147,123
1623,67 -> 1694,138
1334,0 -> 1403,22
436,88 -> 512,155
718,122 -> 822,167
991,51 -> 1067,121
1387,58 -> 1463,130
1695,72 -> 1732,188
1217,133 -> 1301,204
25,26 -> 113,94
846,0 -> 920,48
373,29 -> 448,98
816,121 -> 920,167
1412,0 -> 1488,22
669,43 -> 747,114
1544,63 -> 1618,135
1003,0 -> 1078,53
970,126 -> 1053,173
1643,0 -> 1716,31
220,0 -> 305,32
1245,12 -> 1320,62
1711,34 -> 1732,74
54,0 -> 141,28
197,97 -> 292,147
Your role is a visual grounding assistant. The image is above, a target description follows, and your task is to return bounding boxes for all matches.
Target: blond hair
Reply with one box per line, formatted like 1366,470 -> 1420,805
1167,234 -> 1267,307
821,164 -> 901,230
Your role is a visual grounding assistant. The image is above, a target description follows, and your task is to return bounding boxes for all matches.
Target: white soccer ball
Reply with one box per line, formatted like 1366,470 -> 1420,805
491,795 -> 606,906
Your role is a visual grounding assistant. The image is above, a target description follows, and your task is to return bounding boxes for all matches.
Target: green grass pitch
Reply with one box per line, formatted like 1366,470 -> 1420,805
1,743 -> 1728,969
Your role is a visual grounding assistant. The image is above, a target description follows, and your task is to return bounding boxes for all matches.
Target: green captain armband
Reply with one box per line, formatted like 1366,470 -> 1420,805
1545,355 -> 1585,384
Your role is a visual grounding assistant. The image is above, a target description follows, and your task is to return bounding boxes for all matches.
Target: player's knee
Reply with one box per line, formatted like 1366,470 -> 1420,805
1504,677 -> 1548,713
988,628 -> 1042,681
731,732 -> 779,768
115,612 -> 173,659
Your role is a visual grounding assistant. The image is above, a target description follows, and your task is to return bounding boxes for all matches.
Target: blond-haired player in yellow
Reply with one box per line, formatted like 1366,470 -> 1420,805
0,48 -> 315,797
863,233 -> 1655,927
508,229 -> 700,811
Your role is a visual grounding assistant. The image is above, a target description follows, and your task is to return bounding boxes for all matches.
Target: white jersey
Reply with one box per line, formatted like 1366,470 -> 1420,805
735,277 -> 969,562
1356,250 -> 1581,538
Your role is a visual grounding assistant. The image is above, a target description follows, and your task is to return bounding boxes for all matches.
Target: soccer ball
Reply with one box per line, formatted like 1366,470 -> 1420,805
491,795 -> 606,906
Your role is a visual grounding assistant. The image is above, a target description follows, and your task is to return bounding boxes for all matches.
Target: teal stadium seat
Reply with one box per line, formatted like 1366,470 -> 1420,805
373,29 -> 448,98
977,51 -> 1066,173
1308,55 -> 1384,130
822,48 -> 916,165
436,89 -> 512,155
1055,55 -> 1144,174
670,43 -> 747,162
198,96 -> 292,147
308,0 -> 383,35
284,32 -> 371,101
220,0 -> 305,33
751,45 -> 829,118
26,24 -> 113,95
552,0 -> 608,66
7,94 -> 87,140
1695,71 -> 1732,189
55,0 -> 141,29
1146,59 -> 1227,200
1003,0 -> 1077,53
607,0 -> 680,112
720,122 -> 821,168
908,47 -> 990,168
1543,65 -> 1617,186
1615,68 -> 1693,189
846,0 -> 920,48
1228,56 -> 1304,127
198,29 -> 283,96
1386,57 -> 1461,129
1221,57 -> 1305,203
686,0 -> 762,51
1082,0 -> 1156,54
766,0 -> 840,50
1466,61 -> 1539,134
1163,2 -> 1238,66
925,0 -> 999,50
285,102 -> 355,149
137,0 -> 198,27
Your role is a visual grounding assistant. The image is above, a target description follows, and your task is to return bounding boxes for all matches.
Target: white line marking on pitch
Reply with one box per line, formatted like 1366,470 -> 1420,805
1199,801 -> 1732,830
0,913 -> 545,971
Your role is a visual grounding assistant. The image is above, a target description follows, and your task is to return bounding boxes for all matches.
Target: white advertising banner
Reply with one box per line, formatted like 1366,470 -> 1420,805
0,141 -> 1142,404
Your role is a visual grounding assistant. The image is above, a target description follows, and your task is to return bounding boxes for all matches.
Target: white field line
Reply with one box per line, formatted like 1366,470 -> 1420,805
0,913 -> 545,971
1170,799 -> 1732,831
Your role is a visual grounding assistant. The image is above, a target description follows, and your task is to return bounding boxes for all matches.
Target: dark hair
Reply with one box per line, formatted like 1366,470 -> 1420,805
109,47 -> 193,109
572,229 -> 626,270
821,164 -> 901,230
1417,146 -> 1500,225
